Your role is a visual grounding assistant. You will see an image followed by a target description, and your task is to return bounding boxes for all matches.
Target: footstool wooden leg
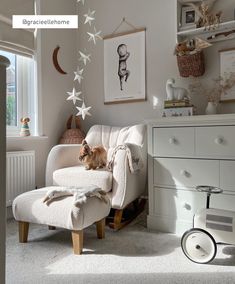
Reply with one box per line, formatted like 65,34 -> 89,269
96,218 -> 105,239
19,221 -> 29,243
48,226 -> 56,230
71,230 -> 83,255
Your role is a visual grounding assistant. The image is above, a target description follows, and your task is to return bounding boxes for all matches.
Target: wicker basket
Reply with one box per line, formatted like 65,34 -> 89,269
177,51 -> 205,77
59,115 -> 85,144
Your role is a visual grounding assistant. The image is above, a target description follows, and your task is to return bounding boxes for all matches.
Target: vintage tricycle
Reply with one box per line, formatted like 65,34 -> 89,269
181,185 -> 235,264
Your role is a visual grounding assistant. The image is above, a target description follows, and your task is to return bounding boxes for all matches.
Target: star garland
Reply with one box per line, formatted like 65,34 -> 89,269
74,66 -> 84,83
66,0 -> 102,120
67,87 -> 82,104
87,27 -> 102,45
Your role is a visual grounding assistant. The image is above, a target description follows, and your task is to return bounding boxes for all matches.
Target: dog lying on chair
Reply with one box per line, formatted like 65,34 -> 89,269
79,140 -> 107,170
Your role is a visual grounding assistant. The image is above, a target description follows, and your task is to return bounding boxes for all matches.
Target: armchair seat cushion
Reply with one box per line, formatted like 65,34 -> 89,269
53,166 -> 113,193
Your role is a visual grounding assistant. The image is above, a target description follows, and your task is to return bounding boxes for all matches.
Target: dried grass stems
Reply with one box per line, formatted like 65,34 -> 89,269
188,72 -> 235,103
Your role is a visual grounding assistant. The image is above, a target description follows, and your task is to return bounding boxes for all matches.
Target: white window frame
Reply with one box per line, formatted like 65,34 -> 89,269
6,53 -> 36,137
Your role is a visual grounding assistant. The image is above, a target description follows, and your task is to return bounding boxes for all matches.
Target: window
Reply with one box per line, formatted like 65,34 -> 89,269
0,50 -> 36,136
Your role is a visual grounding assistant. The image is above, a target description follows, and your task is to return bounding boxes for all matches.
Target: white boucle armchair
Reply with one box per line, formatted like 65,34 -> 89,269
46,124 -> 147,229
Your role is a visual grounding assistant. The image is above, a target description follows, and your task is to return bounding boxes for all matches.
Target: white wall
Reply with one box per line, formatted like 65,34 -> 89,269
78,0 -> 235,131
7,0 -> 78,188
6,0 -> 235,186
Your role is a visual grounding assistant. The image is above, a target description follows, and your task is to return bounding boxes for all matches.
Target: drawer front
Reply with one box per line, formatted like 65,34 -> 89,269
195,126 -> 235,158
154,187 -> 205,221
153,127 -> 194,157
220,161 -> 235,193
154,158 -> 219,188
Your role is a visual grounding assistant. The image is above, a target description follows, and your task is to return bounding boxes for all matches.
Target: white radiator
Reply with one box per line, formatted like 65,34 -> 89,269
6,151 -> 35,207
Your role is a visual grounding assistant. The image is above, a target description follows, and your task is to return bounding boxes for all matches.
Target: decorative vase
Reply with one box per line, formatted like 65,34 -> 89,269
205,102 -> 217,115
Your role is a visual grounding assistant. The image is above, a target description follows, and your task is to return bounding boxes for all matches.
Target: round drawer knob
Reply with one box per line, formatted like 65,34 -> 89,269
182,203 -> 191,210
169,137 -> 177,144
180,170 -> 190,177
214,137 -> 224,145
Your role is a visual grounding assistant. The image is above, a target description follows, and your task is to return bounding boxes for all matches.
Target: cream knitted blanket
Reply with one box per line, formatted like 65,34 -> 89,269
43,185 -> 107,206
107,144 -> 143,173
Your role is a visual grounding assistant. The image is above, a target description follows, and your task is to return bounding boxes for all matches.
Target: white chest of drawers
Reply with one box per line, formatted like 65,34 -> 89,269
147,114 -> 235,235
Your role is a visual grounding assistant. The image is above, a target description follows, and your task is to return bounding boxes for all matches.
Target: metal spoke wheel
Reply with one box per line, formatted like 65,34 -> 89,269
181,228 -> 217,264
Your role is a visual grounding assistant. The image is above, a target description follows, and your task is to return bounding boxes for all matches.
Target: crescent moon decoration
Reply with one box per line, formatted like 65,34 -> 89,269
52,46 -> 67,75
65,0 -> 102,120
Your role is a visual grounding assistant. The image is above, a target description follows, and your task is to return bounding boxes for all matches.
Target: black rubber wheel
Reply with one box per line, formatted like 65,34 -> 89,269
181,228 -> 217,264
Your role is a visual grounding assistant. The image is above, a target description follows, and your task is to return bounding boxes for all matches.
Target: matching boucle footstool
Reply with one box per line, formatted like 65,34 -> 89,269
12,186 -> 111,255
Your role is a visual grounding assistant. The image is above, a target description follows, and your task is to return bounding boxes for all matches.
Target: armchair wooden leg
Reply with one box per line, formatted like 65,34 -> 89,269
96,218 -> 105,239
109,209 -> 124,230
71,230 -> 83,255
108,198 -> 146,230
48,226 -> 56,230
19,221 -> 29,243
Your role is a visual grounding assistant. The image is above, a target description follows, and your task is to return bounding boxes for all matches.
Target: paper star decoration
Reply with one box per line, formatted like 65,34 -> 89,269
74,67 -> 84,83
79,51 -> 91,65
76,102 -> 92,120
66,88 -> 82,105
84,9 -> 95,26
87,27 -> 102,44
77,0 -> 85,4
66,3 -> 102,120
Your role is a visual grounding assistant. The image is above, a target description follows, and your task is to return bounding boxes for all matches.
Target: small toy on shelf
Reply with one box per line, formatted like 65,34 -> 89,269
163,79 -> 196,117
198,2 -> 222,30
174,39 -> 195,57
166,78 -> 189,101
187,0 -> 222,30
20,117 -> 30,137
174,37 -> 212,57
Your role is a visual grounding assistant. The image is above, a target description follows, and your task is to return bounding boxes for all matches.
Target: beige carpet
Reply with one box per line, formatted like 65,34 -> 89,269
6,213 -> 235,284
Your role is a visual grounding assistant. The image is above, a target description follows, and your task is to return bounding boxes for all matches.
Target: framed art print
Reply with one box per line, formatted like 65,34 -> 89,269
103,29 -> 146,104
220,48 -> 235,102
180,6 -> 199,30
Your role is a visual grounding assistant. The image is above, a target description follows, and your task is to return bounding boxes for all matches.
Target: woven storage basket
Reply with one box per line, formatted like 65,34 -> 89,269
177,51 -> 205,77
59,115 -> 85,144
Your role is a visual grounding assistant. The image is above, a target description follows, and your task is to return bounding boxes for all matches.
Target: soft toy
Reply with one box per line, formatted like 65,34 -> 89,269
166,79 -> 189,101
174,40 -> 195,56
20,117 -> 30,137
59,115 -> 85,144
43,185 -> 108,206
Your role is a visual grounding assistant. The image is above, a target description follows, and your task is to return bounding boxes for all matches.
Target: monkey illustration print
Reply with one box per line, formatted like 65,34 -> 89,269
117,44 -> 130,91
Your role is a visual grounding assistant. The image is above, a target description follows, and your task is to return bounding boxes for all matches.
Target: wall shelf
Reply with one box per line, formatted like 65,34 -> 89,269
177,20 -> 235,43
176,0 -> 235,43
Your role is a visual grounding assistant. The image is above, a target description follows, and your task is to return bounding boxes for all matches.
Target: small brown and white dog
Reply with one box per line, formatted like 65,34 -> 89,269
79,140 -> 107,170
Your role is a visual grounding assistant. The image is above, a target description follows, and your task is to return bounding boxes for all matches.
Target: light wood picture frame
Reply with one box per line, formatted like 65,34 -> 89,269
103,28 -> 146,105
180,6 -> 199,31
220,48 -> 235,103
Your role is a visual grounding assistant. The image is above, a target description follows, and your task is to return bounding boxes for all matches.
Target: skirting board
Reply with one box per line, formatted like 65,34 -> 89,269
147,214 -> 193,236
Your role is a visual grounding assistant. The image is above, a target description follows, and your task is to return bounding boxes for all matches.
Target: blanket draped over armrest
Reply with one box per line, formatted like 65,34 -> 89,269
107,144 -> 143,173
43,185 -> 108,206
